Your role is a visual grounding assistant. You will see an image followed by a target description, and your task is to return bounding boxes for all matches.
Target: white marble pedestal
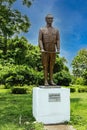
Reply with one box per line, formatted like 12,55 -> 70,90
33,87 -> 70,124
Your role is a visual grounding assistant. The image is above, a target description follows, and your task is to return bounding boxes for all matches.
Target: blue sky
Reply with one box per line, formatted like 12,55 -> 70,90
14,0 -> 87,71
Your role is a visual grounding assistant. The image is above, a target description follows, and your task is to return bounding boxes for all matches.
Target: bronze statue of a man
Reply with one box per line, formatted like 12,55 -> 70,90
38,14 -> 60,86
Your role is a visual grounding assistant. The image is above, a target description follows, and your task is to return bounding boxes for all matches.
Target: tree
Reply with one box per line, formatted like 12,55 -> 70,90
72,49 -> 87,77
54,55 -> 68,73
7,36 -> 29,64
24,44 -> 42,71
0,35 -> 71,86
82,70 -> 87,85
0,0 -> 33,54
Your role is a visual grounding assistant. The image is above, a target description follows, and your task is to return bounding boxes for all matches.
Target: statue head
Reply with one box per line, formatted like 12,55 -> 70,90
45,14 -> 54,24
45,14 -> 54,19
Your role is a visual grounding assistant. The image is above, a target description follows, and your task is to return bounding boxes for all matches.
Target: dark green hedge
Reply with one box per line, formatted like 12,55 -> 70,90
11,87 -> 28,94
78,87 -> 87,93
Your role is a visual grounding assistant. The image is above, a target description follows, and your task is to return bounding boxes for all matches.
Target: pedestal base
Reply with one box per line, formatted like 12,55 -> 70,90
33,87 -> 70,124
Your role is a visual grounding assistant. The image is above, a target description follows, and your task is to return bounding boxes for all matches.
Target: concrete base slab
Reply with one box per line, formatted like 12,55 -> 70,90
44,124 -> 76,130
33,87 -> 70,124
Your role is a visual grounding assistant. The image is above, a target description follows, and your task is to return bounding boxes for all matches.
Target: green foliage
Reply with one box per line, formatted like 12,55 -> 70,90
82,70 -> 87,85
11,84 -> 35,94
7,36 -> 28,64
0,0 -> 32,37
22,0 -> 33,7
2,36 -> 42,69
78,87 -> 87,93
68,85 -> 87,93
0,36 -> 71,87
35,71 -> 44,85
0,85 -> 5,89
25,45 -> 42,71
72,49 -> 87,77
0,0 -> 33,54
54,70 -> 71,86
0,36 -> 5,53
0,64 -> 44,87
11,86 -> 28,94
75,77 -> 84,85
54,56 -> 68,73
0,36 -> 44,87
53,56 -> 71,86
70,88 -> 76,93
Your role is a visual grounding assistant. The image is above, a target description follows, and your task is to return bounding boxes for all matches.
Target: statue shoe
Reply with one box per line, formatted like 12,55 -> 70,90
44,81 -> 49,86
49,81 -> 56,86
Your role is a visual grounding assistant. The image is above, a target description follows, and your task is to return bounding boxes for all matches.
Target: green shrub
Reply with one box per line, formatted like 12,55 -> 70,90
0,65 -> 44,87
36,72 -> 44,85
11,87 -> 28,94
70,88 -> 76,93
54,70 -> 71,86
68,85 -> 87,93
82,70 -> 87,85
75,77 -> 84,85
0,84 -> 5,89
78,87 -> 87,93
23,85 -> 34,94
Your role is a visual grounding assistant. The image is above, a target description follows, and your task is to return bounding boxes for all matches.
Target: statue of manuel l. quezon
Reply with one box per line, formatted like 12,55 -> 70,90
38,14 -> 60,86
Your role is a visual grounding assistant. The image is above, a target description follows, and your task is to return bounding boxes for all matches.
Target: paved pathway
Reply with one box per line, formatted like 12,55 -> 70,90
44,124 -> 76,130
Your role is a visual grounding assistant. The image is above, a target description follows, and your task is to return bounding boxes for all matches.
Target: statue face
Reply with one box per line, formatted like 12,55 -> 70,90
46,17 -> 53,24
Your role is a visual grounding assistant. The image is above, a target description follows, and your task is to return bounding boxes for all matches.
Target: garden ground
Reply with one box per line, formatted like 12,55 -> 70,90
0,87 -> 87,130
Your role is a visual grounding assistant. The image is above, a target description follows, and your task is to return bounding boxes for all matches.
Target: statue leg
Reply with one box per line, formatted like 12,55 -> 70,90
49,53 -> 56,85
42,53 -> 49,86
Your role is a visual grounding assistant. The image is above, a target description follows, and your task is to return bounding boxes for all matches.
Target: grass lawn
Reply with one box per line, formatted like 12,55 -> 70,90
0,87 -> 87,130
70,93 -> 87,130
0,89 -> 44,130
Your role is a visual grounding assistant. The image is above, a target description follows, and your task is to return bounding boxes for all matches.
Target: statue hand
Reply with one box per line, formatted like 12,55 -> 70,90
57,50 -> 60,54
41,49 -> 45,52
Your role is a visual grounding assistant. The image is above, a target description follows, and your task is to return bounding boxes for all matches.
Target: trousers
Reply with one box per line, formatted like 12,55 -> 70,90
42,52 -> 56,82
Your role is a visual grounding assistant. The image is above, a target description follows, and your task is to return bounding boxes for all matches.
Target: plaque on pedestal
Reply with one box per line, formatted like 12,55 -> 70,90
33,87 -> 70,124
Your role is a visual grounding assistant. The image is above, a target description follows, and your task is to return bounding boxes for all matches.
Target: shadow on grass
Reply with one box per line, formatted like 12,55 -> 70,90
70,98 -> 81,103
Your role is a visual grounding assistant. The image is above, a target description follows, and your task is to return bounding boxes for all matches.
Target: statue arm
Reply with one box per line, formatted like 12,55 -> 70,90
38,29 -> 44,51
56,30 -> 60,53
